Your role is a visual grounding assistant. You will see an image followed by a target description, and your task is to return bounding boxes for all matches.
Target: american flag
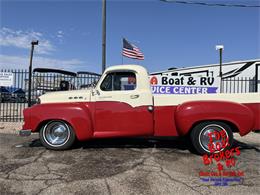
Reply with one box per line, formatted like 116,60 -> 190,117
122,38 -> 144,60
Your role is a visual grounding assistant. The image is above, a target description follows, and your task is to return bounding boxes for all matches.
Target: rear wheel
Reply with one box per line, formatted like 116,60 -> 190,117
39,120 -> 76,150
190,121 -> 233,155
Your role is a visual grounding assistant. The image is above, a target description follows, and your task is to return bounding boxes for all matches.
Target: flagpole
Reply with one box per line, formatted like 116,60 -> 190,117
121,37 -> 124,65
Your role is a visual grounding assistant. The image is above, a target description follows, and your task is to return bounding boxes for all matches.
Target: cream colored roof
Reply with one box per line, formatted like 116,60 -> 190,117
105,64 -> 148,73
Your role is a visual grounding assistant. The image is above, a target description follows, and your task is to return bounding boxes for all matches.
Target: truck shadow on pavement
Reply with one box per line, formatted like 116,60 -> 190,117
232,139 -> 260,152
28,137 -> 260,154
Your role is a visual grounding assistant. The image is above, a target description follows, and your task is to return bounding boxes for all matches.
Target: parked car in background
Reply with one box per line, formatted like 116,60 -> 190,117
0,86 -> 11,103
0,86 -> 26,103
11,88 -> 26,103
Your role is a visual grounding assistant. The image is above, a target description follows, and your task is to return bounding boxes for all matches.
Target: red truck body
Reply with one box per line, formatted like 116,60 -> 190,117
21,65 -> 260,153
23,101 -> 259,140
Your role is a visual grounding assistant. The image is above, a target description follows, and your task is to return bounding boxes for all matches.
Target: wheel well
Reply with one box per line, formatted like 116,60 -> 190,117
36,119 -> 72,132
190,120 -> 239,134
35,120 -> 50,132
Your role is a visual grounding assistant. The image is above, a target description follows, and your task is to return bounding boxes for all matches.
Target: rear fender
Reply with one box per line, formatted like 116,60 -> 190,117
175,101 -> 254,136
23,102 -> 94,141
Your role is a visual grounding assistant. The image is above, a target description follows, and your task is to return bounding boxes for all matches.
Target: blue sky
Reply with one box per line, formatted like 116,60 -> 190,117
0,0 -> 259,73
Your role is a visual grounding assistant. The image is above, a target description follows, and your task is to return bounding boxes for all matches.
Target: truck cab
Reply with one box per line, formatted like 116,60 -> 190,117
92,65 -> 154,137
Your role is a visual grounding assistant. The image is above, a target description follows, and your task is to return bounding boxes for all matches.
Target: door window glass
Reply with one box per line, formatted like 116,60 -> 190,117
100,72 -> 136,91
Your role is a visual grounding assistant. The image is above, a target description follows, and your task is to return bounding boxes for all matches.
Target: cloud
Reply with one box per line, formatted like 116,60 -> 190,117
55,30 -> 64,43
0,27 -> 55,54
0,54 -> 85,71
0,28 -> 89,71
56,30 -> 64,39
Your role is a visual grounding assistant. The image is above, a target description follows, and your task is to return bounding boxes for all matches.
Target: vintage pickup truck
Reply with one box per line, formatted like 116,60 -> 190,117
20,65 -> 260,154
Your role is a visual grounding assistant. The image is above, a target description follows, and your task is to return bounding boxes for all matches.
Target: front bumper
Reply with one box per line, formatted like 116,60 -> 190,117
19,129 -> 32,136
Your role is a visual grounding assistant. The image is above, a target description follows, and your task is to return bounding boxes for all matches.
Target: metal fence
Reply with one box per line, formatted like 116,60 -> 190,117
0,69 -> 100,122
221,77 -> 258,93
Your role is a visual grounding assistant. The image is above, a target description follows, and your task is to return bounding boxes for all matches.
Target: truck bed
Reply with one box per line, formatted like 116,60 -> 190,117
153,92 -> 260,131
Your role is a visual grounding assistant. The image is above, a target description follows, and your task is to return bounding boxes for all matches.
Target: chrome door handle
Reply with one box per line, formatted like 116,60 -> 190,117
130,94 -> 139,99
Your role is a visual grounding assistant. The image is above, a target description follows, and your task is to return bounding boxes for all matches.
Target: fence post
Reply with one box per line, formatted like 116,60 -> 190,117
255,64 -> 259,92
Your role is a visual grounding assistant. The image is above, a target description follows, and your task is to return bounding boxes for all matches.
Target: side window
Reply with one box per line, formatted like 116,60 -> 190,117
115,72 -> 136,91
100,74 -> 112,91
100,72 -> 136,91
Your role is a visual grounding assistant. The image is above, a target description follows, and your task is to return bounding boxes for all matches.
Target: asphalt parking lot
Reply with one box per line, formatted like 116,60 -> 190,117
0,132 -> 259,195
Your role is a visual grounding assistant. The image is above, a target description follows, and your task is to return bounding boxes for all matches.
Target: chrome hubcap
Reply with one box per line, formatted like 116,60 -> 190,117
44,121 -> 70,146
199,124 -> 229,153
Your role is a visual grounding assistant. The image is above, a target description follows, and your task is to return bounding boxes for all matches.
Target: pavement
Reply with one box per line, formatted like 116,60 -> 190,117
0,132 -> 259,195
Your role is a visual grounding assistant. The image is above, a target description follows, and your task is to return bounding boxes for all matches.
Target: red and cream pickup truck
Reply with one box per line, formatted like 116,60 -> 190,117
20,65 -> 260,154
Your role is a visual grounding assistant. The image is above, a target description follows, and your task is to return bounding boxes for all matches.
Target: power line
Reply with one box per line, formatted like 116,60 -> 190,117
160,0 -> 260,8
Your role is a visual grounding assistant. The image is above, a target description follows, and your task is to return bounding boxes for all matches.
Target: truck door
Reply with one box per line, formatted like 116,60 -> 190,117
93,71 -> 153,137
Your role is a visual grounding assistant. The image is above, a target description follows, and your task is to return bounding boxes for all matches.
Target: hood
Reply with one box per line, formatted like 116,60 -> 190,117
39,89 -> 92,104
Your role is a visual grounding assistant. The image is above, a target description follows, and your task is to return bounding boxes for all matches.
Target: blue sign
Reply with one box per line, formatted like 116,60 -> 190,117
151,86 -> 218,94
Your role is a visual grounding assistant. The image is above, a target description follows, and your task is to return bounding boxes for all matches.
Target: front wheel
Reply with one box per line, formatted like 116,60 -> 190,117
190,121 -> 233,155
39,120 -> 76,150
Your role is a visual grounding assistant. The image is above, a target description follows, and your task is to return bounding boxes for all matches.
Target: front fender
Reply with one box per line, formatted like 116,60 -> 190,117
175,101 -> 254,136
23,102 -> 94,141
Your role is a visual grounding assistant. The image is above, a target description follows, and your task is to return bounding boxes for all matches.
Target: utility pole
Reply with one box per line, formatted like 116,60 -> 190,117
216,45 -> 224,93
102,0 -> 106,73
28,40 -> 38,107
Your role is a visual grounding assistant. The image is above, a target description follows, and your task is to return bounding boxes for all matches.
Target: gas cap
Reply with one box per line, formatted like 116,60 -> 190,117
148,106 -> 153,112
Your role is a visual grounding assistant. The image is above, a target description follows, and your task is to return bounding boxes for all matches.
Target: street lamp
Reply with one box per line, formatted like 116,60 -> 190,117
216,45 -> 224,93
28,40 -> 39,107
